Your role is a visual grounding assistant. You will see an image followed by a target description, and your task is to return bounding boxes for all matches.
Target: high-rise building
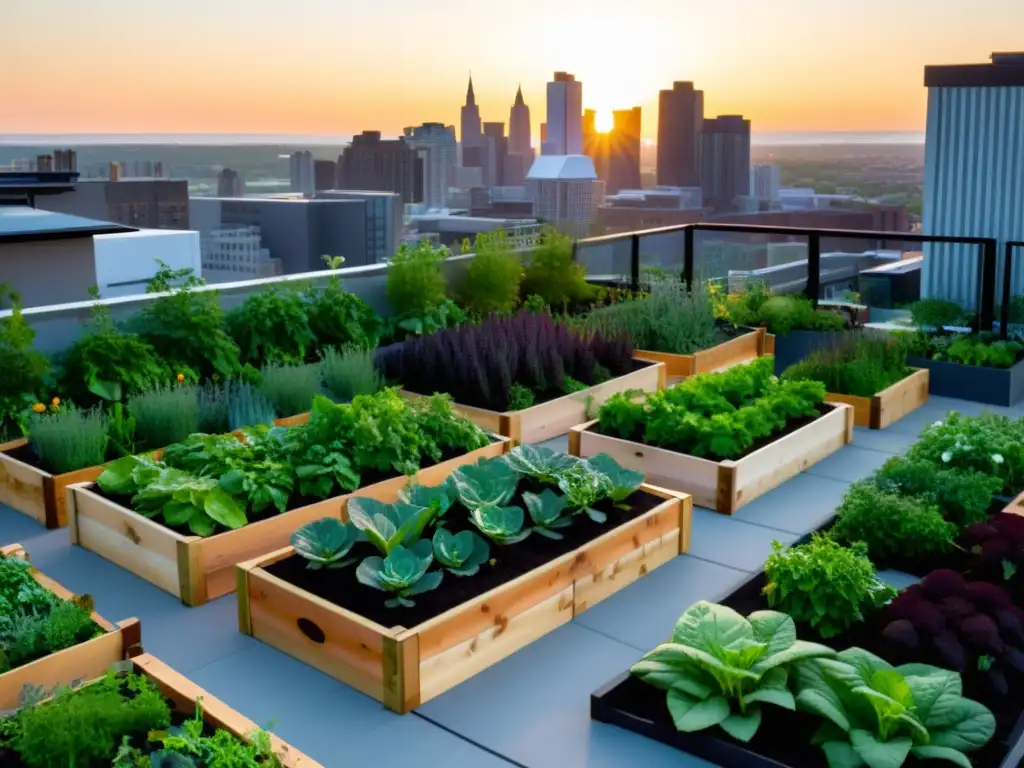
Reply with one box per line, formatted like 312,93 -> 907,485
750,164 -> 781,203
337,131 -> 422,204
525,155 -> 603,237
289,151 -> 315,196
314,160 -> 337,191
700,115 -> 751,212
460,75 -> 483,157
658,81 -> 704,188
607,108 -> 642,195
509,85 -> 532,158
404,122 -> 457,209
545,72 -> 583,155
217,168 -> 245,197
923,52 -> 1024,304
53,149 -> 77,172
582,109 -> 609,182
483,122 -> 507,188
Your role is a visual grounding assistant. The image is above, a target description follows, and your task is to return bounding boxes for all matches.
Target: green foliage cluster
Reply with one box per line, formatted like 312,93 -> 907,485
0,551 -> 100,675
781,334 -> 910,397
290,446 -> 644,608
320,345 -> 384,402
259,362 -> 322,419
519,227 -> 595,311
0,288 -> 51,438
458,230 -> 524,317
383,241 -> 459,342
763,536 -> 897,638
901,330 -> 1022,369
28,406 -> 109,475
597,356 -> 826,459
717,285 -> 848,335
303,259 -> 381,352
226,286 -> 316,366
582,278 -> 718,355
128,383 -> 200,452
909,298 -> 969,329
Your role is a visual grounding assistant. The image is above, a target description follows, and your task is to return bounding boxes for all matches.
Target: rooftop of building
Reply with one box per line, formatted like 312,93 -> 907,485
926,51 -> 1024,87
525,154 -> 598,181
0,205 -> 134,242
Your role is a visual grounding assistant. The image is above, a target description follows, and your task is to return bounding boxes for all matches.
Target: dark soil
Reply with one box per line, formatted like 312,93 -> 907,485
590,402 -> 837,463
265,487 -> 665,629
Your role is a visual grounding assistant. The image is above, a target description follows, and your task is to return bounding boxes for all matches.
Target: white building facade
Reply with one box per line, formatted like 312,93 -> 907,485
750,164 -> 781,203
199,226 -> 281,282
544,72 -> 583,156
525,155 -> 602,237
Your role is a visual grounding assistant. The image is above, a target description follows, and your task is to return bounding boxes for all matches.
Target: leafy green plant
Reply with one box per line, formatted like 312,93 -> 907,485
347,497 -> 433,556
387,241 -> 450,317
226,285 -> 316,366
128,383 -> 198,451
506,445 -> 578,484
756,295 -> 847,334
523,489 -> 573,539
584,453 -> 644,502
106,402 -> 137,458
0,290 -> 50,438
631,601 -> 834,742
226,381 -> 277,431
794,648 -> 995,768
909,298 -> 968,329
304,258 -> 382,352
401,481 -> 454,524
873,456 -> 1003,530
384,298 -> 468,343
291,518 -> 361,569
459,229 -> 524,316
944,336 -> 1021,368
432,528 -> 490,575
356,540 -> 442,608
831,481 -> 957,562
520,227 -> 594,311
144,703 -> 285,768
411,393 -> 491,462
557,461 -> 613,522
469,503 -> 531,545
763,536 -> 896,639
449,456 -> 519,511
27,406 -> 109,474
523,294 -> 548,313
782,334 -> 910,398
260,361 -> 321,418
320,344 -> 384,402
508,383 -> 535,410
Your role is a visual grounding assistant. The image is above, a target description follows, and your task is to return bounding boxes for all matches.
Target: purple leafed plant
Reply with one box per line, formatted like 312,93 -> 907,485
375,310 -> 634,411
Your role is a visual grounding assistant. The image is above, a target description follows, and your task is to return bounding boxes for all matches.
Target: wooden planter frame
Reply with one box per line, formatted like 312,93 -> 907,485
401,362 -> 665,445
236,484 -> 691,714
634,328 -> 767,380
0,439 -> 105,529
66,438 -> 511,607
568,404 -> 853,515
0,543 -> 142,710
825,368 -> 929,429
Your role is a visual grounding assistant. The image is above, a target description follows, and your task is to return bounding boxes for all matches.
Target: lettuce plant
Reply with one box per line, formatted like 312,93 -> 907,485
356,540 -> 442,608
506,445 -> 578,484
794,647 -> 995,768
291,519 -> 361,570
432,529 -> 490,576
523,489 -> 573,539
346,498 -> 433,556
631,601 -> 834,742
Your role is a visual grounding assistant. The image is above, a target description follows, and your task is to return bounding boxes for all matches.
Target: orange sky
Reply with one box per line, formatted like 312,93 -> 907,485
2,0 -> 1021,137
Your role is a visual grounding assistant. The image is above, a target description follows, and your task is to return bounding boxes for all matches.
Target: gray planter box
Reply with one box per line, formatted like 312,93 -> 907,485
772,330 -> 847,375
906,355 -> 1024,406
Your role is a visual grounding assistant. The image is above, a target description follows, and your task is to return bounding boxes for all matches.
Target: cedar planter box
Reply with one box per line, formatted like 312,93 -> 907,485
569,404 -> 853,515
401,362 -> 665,445
634,328 -> 767,379
0,543 -> 142,710
825,368 -> 929,429
66,438 -> 511,607
771,330 -> 848,374
0,439 -> 105,529
906,355 -> 1024,407
236,484 -> 691,714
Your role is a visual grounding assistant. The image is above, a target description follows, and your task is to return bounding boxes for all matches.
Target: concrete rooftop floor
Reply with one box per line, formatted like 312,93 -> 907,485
3,394 -> 1022,768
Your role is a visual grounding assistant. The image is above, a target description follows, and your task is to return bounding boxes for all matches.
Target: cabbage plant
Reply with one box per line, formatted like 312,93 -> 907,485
356,540 -> 442,608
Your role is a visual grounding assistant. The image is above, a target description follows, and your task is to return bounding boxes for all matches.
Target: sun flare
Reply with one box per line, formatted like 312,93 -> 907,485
594,110 -> 613,133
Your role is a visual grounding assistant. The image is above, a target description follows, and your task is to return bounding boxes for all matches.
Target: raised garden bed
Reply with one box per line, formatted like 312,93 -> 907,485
236,455 -> 691,713
634,327 -> 767,380
906,355 -> 1024,406
403,361 -> 664,445
0,543 -> 142,710
67,437 -> 511,606
825,368 -> 929,429
771,330 -> 848,374
569,404 -> 852,514
0,439 -> 105,529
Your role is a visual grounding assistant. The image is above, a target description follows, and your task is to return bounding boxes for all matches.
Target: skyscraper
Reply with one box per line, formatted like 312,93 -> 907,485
545,72 -> 583,155
700,115 -> 751,212
460,75 -> 482,155
289,150 -> 315,196
337,131 -> 422,204
217,168 -> 245,197
405,122 -> 457,209
483,122 -> 508,188
607,107 -> 642,195
657,81 -> 704,187
750,164 -> 781,204
582,109 -> 608,182
509,85 -> 532,158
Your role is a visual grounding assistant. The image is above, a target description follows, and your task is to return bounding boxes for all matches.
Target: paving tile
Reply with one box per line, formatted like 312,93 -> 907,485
416,622 -> 692,768
586,720 -> 719,767
803,445 -> 893,484
883,397 -> 1012,437
0,505 -> 61,554
574,554 -> 749,652
849,426 -> 919,456
687,508 -> 799,572
879,569 -> 920,591
732,473 -> 848,535
533,433 -> 570,453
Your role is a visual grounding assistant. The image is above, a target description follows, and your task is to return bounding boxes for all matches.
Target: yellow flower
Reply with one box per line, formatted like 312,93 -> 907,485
32,403 -> 46,413
51,397 -> 60,407
176,373 -> 185,383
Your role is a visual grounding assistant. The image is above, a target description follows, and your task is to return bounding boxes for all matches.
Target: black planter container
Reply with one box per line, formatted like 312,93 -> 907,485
906,356 -> 1024,406
771,331 -> 847,375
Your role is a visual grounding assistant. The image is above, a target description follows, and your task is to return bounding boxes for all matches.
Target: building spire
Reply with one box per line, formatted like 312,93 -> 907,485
466,73 -> 476,106
514,83 -> 524,107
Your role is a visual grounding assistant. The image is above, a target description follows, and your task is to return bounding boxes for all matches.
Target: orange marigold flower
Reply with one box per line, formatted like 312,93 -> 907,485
176,373 -> 185,383
51,397 -> 60,407
32,403 -> 46,413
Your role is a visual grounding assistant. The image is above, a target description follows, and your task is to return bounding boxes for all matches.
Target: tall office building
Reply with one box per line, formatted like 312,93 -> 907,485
509,85 -> 532,157
700,115 -> 751,212
314,160 -> 337,191
289,150 -> 315,196
483,122 -> 508,188
545,72 -> 583,155
460,75 -> 483,155
53,149 -> 77,172
217,168 -> 245,197
404,122 -> 457,209
607,107 -> 642,195
657,81 -> 704,187
525,155 -> 602,237
750,164 -> 781,203
923,52 -> 1024,304
337,131 -> 422,204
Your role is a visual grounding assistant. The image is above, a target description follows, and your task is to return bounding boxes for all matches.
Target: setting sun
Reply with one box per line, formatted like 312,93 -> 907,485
594,110 -> 614,133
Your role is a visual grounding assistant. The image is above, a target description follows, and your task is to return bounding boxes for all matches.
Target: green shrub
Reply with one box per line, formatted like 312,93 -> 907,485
944,336 -> 1021,367
763,535 -> 896,638
321,345 -> 384,401
27,406 -> 109,474
226,381 -> 277,431
260,362 -> 322,418
459,230 -> 524,316
781,333 -> 909,397
387,241 -> 449,316
714,279 -> 771,326
129,383 -> 198,450
909,297 -> 967,329
583,277 -> 717,355
520,227 -> 594,310
0,290 -> 50,438
304,261 -> 382,352
831,481 -> 957,561
523,294 -> 548,313
226,285 -> 315,366
756,295 -> 847,334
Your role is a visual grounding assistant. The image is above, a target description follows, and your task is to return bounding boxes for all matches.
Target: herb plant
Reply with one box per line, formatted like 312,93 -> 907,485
260,362 -> 322,418
0,291 -> 50,438
781,334 -> 909,397
304,261 -> 382,352
226,381 -> 277,431
794,647 -> 995,768
763,536 -> 896,639
631,601 -> 834,742
320,344 -> 384,402
27,406 -> 109,474
459,229 -> 524,316
873,456 -> 1003,530
128,383 -> 198,451
226,285 -> 316,366
520,227 -> 594,311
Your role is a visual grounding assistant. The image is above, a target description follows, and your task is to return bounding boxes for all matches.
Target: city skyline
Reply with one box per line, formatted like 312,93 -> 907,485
4,0 -> 1022,137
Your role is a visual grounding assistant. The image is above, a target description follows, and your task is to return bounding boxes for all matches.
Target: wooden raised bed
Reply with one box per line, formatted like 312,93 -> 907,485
0,439 -> 105,529
66,438 -> 511,607
634,328 -> 767,379
401,362 -> 665,445
236,484 -> 691,713
825,368 -> 929,429
568,404 -> 853,514
0,543 -> 142,710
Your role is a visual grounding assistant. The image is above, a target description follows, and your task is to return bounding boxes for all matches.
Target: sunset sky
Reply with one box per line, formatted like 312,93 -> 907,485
3,0 -> 1021,138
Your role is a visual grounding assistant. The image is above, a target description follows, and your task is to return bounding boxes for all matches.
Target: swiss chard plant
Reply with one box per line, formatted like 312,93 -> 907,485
794,647 -> 995,768
356,540 -> 443,608
291,519 -> 361,570
432,528 -> 490,576
631,601 -> 834,742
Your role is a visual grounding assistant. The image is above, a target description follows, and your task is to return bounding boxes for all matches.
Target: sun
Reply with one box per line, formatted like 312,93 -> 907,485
594,110 -> 614,133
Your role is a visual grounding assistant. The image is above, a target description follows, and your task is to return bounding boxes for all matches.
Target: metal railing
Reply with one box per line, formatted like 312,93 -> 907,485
573,222 -> 1002,335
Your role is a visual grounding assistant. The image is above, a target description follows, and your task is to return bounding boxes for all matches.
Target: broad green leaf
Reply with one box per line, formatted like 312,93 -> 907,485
748,610 -> 796,659
794,659 -> 852,732
401,482 -> 453,521
188,510 -> 216,537
162,501 -> 195,527
719,706 -> 762,742
926,698 -> 996,752
406,569 -> 443,596
743,667 -> 795,710
910,745 -> 973,768
901,666 -> 962,729
584,453 -> 644,501
751,639 -> 836,675
347,497 -> 432,555
470,504 -> 529,544
432,528 -> 490,575
523,489 -> 569,527
292,519 -> 360,569
449,457 -> 518,510
203,488 -> 246,530
506,445 -> 577,481
822,740 -> 866,768
666,691 -> 730,733
849,730 -> 912,768
97,455 -> 143,496
671,602 -> 754,656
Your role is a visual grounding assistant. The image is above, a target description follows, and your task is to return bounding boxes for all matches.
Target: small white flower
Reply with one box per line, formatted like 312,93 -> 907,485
932,420 -> 944,427
941,451 -> 953,463
993,454 -> 1005,465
